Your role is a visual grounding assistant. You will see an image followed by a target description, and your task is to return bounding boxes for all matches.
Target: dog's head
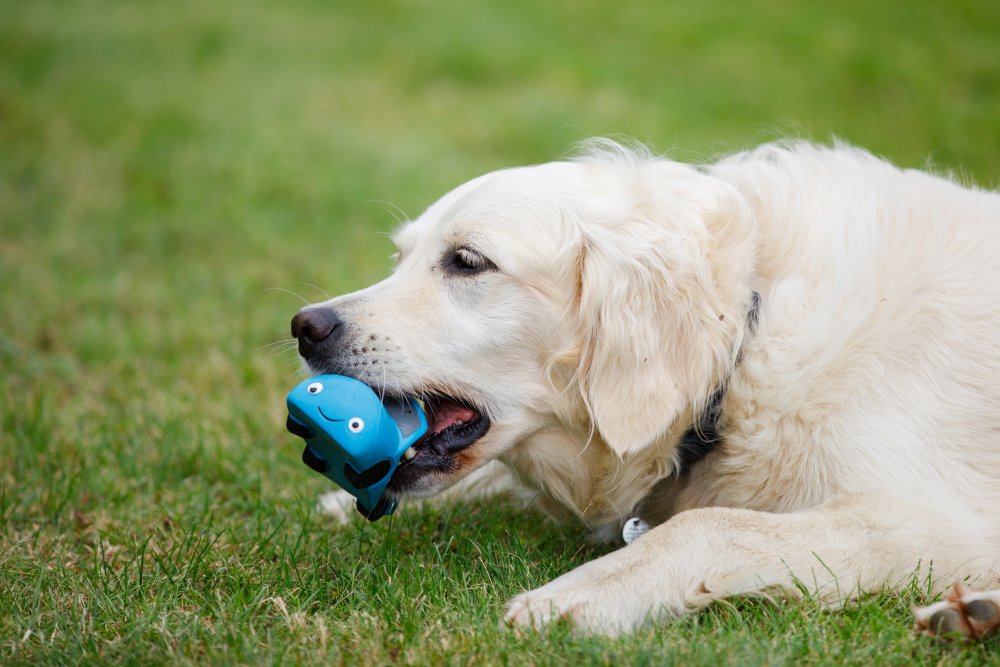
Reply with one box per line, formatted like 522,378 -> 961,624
292,144 -> 756,521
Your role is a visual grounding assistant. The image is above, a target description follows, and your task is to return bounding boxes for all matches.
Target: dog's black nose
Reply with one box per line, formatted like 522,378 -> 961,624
291,308 -> 345,361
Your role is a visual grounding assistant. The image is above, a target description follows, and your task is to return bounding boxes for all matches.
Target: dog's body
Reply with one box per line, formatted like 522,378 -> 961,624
293,141 -> 1000,635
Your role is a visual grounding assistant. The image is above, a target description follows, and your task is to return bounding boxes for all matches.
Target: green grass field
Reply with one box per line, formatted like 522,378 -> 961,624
2,0 -> 999,663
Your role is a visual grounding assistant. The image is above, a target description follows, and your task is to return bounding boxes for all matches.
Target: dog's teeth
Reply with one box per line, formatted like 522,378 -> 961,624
403,447 -> 416,461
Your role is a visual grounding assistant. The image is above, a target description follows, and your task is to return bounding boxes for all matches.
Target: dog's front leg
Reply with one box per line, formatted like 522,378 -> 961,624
504,494 -> 977,635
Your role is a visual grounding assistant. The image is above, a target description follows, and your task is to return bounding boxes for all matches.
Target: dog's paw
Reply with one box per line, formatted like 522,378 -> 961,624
502,559 -> 657,636
503,585 -> 588,633
316,489 -> 358,525
914,583 -> 1000,640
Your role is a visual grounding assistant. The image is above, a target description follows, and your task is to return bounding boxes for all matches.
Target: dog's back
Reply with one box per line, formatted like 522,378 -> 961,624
696,143 -> 1000,544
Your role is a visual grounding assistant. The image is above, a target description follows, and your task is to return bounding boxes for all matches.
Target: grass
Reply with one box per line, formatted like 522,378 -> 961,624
1,0 -> 999,663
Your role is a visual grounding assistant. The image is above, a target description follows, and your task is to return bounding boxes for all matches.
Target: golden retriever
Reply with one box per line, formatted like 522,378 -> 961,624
291,140 -> 1000,637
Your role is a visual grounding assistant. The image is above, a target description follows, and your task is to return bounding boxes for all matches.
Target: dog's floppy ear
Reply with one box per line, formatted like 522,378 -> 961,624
575,170 -> 752,456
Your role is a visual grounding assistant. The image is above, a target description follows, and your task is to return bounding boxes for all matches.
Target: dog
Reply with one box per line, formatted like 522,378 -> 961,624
291,140 -> 1000,637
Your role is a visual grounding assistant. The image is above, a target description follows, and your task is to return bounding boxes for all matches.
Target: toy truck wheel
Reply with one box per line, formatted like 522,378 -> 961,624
342,459 -> 392,489
356,496 -> 391,521
286,415 -> 314,439
301,445 -> 329,473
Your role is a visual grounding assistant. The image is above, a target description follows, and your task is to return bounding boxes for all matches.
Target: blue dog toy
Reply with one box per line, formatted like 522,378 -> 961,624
286,374 -> 427,521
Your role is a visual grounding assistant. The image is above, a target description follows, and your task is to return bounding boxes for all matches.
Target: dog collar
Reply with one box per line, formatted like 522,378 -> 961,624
674,290 -> 760,476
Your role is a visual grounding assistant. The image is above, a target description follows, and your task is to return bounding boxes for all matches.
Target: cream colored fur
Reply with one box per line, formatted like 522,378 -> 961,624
303,141 -> 1000,635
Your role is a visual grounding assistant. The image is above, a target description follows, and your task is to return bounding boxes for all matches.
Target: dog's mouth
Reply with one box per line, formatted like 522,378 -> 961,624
388,393 -> 491,492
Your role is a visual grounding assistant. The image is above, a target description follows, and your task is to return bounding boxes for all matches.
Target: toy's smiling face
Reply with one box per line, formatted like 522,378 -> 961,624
296,381 -> 359,429
287,376 -> 404,466
300,381 -> 367,433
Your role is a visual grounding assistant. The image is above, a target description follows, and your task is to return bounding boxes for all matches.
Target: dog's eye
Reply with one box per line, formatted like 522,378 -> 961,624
445,247 -> 497,275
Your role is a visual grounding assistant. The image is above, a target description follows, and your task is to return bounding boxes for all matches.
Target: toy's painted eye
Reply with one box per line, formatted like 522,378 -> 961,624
348,418 -> 364,433
307,382 -> 323,395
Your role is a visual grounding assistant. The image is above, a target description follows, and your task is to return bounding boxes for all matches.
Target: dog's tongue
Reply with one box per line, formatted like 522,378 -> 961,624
431,401 -> 477,435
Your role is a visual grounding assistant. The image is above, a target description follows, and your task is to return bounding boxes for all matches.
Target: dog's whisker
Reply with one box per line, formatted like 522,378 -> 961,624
291,281 -> 332,301
268,349 -> 301,362
367,199 -> 411,226
259,339 -> 297,351
260,340 -> 300,361
264,286 -> 310,305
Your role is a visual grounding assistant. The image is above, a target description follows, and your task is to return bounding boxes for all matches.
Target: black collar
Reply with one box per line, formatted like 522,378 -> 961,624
674,291 -> 760,475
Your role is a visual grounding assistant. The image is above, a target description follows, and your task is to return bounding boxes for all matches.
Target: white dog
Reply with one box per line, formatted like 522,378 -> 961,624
292,140 -> 1000,638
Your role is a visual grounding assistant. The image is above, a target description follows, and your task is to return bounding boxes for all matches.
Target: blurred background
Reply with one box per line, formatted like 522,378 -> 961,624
1,0 -> 998,660
4,0 -> 998,409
